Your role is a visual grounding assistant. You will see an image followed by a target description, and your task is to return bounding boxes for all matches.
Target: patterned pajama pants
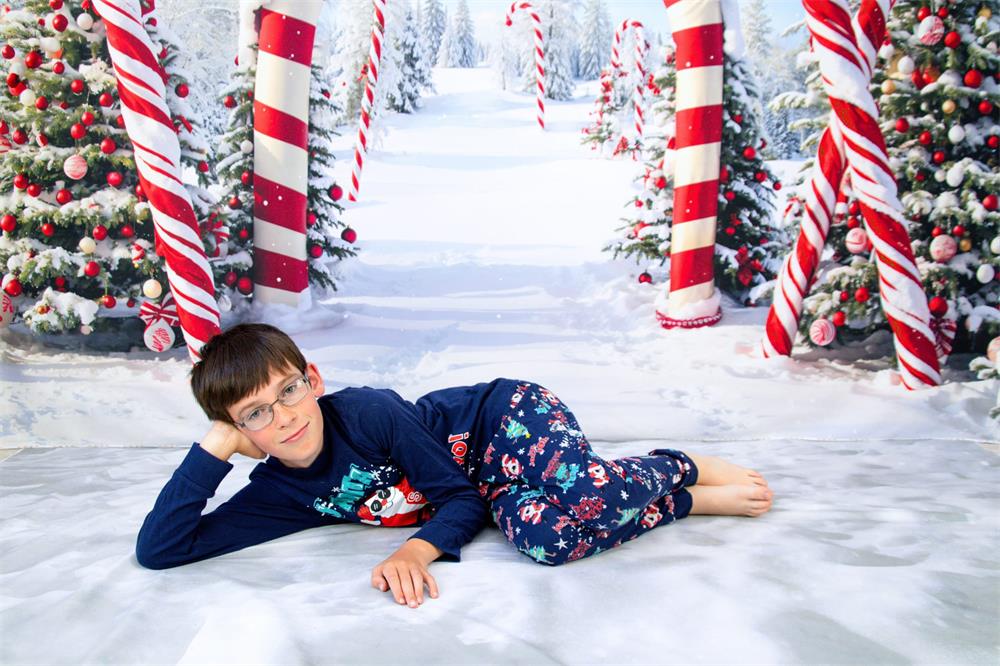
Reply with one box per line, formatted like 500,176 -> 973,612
476,382 -> 699,565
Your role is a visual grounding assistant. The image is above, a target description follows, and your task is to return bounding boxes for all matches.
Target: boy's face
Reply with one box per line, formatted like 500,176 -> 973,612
228,362 -> 326,468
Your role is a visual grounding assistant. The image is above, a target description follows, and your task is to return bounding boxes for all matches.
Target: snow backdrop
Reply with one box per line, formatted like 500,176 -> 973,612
1,68 -> 997,665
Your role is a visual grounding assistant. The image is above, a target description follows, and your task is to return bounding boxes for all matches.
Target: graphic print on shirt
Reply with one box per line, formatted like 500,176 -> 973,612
357,476 -> 434,527
313,462 -> 387,519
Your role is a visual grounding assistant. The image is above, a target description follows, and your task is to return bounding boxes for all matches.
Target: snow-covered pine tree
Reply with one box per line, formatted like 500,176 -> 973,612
386,4 -> 432,113
796,0 -> 1000,356
577,0 -> 611,80
418,0 -> 446,66
517,0 -> 576,101
332,0 -> 380,124
439,0 -> 476,68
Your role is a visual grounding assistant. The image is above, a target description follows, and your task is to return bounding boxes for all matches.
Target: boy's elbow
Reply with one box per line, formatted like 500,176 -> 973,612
135,534 -> 186,570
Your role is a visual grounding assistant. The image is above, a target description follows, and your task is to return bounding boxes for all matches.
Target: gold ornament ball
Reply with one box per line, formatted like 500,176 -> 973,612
959,238 -> 973,253
881,79 -> 896,94
142,278 -> 162,299
979,6 -> 992,19
942,99 -> 956,114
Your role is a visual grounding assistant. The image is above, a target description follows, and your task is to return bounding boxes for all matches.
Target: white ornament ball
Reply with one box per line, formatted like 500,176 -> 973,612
240,140 -> 253,154
18,88 -> 36,108
217,293 -> 232,313
9,60 -> 26,78
144,319 -> 175,352
929,234 -> 958,263
987,337 -> 1000,363
917,15 -> 945,45
809,318 -> 837,346
897,55 -> 915,75
76,13 -> 93,30
947,125 -> 966,144
845,227 -> 872,254
990,236 -> 1000,255
0,292 -> 14,328
934,169 -> 947,183
38,37 -> 61,54
976,264 -> 996,284
142,278 -> 162,299
878,43 -> 895,60
78,236 -> 96,254
63,154 -> 88,180
946,164 -> 965,187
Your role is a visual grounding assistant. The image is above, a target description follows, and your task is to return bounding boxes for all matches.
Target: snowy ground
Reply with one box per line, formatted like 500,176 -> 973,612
1,68 -> 998,665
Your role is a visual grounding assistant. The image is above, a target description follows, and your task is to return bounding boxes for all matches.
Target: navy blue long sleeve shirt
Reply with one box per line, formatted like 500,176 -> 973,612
135,377 -> 521,570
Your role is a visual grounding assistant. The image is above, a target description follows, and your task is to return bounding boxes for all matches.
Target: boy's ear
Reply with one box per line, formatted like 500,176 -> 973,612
305,362 -> 325,396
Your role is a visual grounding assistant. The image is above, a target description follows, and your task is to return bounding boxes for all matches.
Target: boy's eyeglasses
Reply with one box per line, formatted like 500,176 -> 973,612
235,376 -> 312,431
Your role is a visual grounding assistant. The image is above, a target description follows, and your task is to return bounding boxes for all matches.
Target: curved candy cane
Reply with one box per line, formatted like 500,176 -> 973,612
348,0 -> 387,201
505,2 -> 545,129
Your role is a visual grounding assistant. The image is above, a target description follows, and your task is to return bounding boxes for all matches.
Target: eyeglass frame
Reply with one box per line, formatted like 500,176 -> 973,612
233,374 -> 313,431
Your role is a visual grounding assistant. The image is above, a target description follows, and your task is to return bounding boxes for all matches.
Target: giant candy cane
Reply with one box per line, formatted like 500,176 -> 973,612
251,2 -> 322,307
505,2 -> 546,129
610,20 -> 649,143
94,0 -> 220,360
764,0 -> 939,389
655,0 -> 724,329
348,0 -> 387,202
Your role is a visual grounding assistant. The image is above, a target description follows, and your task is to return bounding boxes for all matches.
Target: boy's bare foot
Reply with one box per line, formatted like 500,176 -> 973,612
686,453 -> 768,488
688,484 -> 773,517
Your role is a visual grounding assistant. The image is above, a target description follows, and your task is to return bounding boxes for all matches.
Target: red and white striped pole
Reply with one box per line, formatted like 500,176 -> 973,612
94,0 -> 220,360
505,2 -> 545,129
655,0 -> 723,329
348,0 -> 387,202
631,23 -> 648,142
250,1 -> 322,307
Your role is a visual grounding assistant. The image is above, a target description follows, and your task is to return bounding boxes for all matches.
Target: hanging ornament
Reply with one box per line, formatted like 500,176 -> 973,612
78,236 -> 96,254
810,318 -> 836,345
845,227 -> 872,254
62,154 -> 87,180
947,126 -> 965,144
19,89 -> 36,108
142,278 -> 162,299
977,264 -> 996,284
945,164 -> 965,187
217,293 -> 232,313
929,235 -> 957,262
964,69 -> 983,87
942,99 -> 956,114
143,319 -> 175,352
983,194 -> 998,211
896,55 -> 915,75
341,228 -> 357,243
130,243 -> 145,266
76,13 -> 93,30
930,317 -> 957,362
990,237 -> 1000,255
239,139 -> 253,153
0,291 -> 14,327
917,15 -> 944,45
881,79 -> 896,94
959,238 -> 973,253
139,292 -> 180,327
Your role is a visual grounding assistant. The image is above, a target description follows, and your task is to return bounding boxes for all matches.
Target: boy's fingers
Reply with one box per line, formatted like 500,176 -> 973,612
383,567 -> 403,602
397,566 -> 417,607
425,571 -> 439,599
409,569 -> 425,605
370,567 -> 385,591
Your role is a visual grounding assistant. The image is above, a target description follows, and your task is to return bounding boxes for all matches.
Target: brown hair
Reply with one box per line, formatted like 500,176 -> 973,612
190,323 -> 307,424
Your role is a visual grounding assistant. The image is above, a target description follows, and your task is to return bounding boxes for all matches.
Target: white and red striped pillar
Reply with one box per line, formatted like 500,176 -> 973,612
655,0 -> 723,329
348,0 -> 387,203
251,1 -> 322,307
505,2 -> 546,129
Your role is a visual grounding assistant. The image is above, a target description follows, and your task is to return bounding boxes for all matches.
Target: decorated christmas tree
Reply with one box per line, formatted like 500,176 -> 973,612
516,0 -> 576,101
0,0 -> 219,343
604,45 -> 786,304
580,25 -> 648,157
794,1 -> 999,358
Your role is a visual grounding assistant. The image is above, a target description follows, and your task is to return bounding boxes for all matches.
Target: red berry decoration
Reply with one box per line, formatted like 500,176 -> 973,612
83,260 -> 100,277
197,160 -> 209,173
980,100 -> 994,115
223,94 -> 236,108
34,96 -> 48,110
228,196 -> 241,210
984,194 -> 999,211
638,272 -> 652,284
70,79 -> 85,94
308,244 -> 323,258
943,31 -> 960,48
329,184 -> 343,201
120,224 -> 135,238
52,60 -> 65,74
341,228 -> 357,243
773,182 -> 782,191
932,150 -> 946,164
832,311 -> 847,327
918,130 -> 932,145
3,278 -> 22,297
106,171 -> 123,187
11,128 -> 26,144
101,294 -> 116,308
742,146 -> 756,160
13,173 -> 28,189
854,287 -> 870,303
26,183 -> 42,197
98,92 -> 113,107
847,216 -> 860,229
100,137 -> 116,154
24,50 -> 42,69
236,276 -> 253,295
224,271 -> 238,287
1,45 -> 14,60
964,69 -> 983,88
70,123 -> 86,140
55,189 -> 72,205
175,83 -> 189,98
92,224 -> 108,240
51,13 -> 68,31
81,111 -> 95,126
928,296 -> 948,317
911,70 -> 925,89
1,214 -> 15,232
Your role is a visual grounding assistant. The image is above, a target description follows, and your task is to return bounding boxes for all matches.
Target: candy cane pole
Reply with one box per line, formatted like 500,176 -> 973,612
94,0 -> 219,360
348,0 -> 386,202
251,2 -> 322,307
655,0 -> 724,329
632,24 -> 648,143
505,2 -> 545,129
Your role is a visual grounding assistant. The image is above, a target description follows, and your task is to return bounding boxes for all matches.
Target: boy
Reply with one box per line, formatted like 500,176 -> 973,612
137,324 -> 773,608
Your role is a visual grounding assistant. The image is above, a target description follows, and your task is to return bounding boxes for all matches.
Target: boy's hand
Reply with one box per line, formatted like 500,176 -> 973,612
199,421 -> 266,462
371,538 -> 443,608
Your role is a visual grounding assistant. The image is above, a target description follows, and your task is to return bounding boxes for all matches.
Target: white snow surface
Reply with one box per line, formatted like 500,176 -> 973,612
1,68 -> 997,665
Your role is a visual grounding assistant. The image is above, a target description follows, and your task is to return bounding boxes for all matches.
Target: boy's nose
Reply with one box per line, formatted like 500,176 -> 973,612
273,401 -> 298,427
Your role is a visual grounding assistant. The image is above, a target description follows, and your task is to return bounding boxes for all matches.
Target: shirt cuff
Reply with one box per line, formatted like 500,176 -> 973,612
409,523 -> 464,562
180,442 -> 234,493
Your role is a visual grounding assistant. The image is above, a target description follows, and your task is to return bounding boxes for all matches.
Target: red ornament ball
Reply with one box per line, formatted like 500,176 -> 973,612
115,114 -> 125,128
839,290 -> 849,302
224,271 -> 238,287
964,69 -> 983,88
308,244 -> 323,258
732,113 -> 743,124
228,196 -> 241,210
120,224 -> 135,238
936,6 -> 948,18
931,226 -> 943,237
24,50 -> 42,69
932,150 -> 946,164
915,171 -> 926,182
719,165 -> 729,182
1,45 -> 14,60
754,171 -> 766,182
952,225 -> 965,237
54,276 -> 67,289
848,201 -> 860,216
51,13 -> 68,31
92,224 -> 108,240
83,261 -> 100,277
341,228 -> 357,244
238,228 -> 249,240
50,0 -> 64,8
70,79 -> 85,94
106,171 -> 123,187
916,6 -> 930,20
101,294 -> 116,308
53,60 -> 64,74
847,216 -> 861,229
987,136 -> 998,150
175,83 -> 189,98
773,182 -> 782,191
742,146 -> 756,160
918,130 -> 932,145
55,189 -> 72,205
81,111 -> 95,126
26,183 -> 42,197
100,137 -> 116,154
306,211 -> 317,227
980,100 -> 994,115
928,296 -> 948,317
126,298 -> 135,308
70,123 -> 86,140
197,160 -> 209,173
725,226 -> 736,236
831,311 -> 847,327
36,132 -> 48,147
943,31 -> 960,48
34,96 -> 48,110
240,170 -> 251,186
329,184 -> 343,201
655,176 -> 667,189
223,94 -> 236,108
0,214 -> 15,232
11,128 -> 27,144
3,278 -> 22,297
236,276 -> 253,295
854,287 -> 870,303
638,272 -> 652,284
4,73 -> 16,87
98,92 -> 114,107
724,191 -> 735,202
13,173 -> 28,189
984,194 -> 999,211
